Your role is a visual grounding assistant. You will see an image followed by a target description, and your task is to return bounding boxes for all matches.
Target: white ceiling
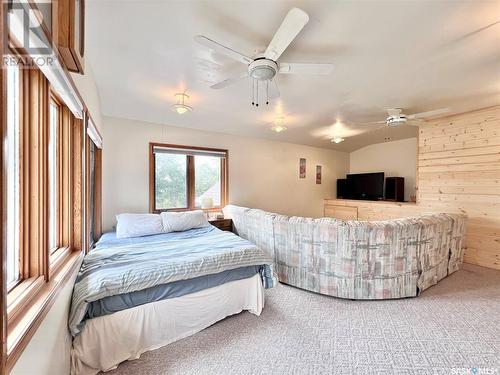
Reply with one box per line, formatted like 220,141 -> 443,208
86,0 -> 500,152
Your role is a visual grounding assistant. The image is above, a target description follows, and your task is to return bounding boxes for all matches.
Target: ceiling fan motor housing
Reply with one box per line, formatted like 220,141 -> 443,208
248,59 -> 278,81
386,115 -> 408,127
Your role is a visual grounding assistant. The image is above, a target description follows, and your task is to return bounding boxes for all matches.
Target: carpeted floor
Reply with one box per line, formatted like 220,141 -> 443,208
107,264 -> 500,375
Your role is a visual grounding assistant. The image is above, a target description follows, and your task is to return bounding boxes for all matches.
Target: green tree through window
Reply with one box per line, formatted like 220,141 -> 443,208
152,146 -> 227,211
155,153 -> 187,209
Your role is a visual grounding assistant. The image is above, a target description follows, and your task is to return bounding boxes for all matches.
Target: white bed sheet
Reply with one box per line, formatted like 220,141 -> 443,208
71,274 -> 265,375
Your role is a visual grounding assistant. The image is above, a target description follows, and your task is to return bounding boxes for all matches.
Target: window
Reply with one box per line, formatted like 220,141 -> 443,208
89,140 -> 95,244
150,144 -> 228,212
86,117 -> 103,248
195,155 -> 222,207
48,99 -> 60,253
2,5 -> 102,368
6,63 -> 21,289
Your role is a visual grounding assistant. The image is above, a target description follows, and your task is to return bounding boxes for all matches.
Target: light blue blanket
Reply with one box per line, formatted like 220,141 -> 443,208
69,226 -> 275,336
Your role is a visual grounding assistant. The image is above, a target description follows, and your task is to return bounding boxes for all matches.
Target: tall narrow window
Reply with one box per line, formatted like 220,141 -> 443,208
150,144 -> 227,212
89,140 -> 95,245
6,64 -> 21,289
48,100 -> 59,253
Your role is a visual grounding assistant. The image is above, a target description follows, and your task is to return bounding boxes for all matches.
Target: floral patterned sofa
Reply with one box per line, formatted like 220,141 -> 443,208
223,205 -> 466,300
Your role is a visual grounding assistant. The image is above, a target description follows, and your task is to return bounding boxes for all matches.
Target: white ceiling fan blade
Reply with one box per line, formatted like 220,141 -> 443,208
279,63 -> 334,75
264,8 -> 309,61
210,72 -> 248,89
269,79 -> 280,99
408,108 -> 450,119
359,120 -> 387,126
194,35 -> 253,65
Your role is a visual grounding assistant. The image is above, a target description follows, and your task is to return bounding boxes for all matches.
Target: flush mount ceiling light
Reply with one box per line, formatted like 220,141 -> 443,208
171,92 -> 192,114
271,117 -> 287,133
331,136 -> 345,144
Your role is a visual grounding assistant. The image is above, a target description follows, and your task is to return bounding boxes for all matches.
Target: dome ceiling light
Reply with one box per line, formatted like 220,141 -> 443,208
171,92 -> 192,114
270,117 -> 287,133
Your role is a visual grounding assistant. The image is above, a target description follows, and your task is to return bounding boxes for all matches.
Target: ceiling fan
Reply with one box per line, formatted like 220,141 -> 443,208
354,107 -> 450,143
365,108 -> 451,127
195,7 -> 334,106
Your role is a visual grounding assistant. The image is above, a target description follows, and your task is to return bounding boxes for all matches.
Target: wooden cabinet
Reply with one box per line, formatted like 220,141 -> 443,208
209,218 -> 233,232
53,0 -> 85,74
324,205 -> 358,220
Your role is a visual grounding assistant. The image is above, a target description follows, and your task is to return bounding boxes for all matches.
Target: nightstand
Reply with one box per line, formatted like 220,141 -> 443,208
209,218 -> 233,232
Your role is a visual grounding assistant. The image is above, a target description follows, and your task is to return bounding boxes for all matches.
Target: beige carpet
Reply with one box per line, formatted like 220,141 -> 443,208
107,264 -> 500,375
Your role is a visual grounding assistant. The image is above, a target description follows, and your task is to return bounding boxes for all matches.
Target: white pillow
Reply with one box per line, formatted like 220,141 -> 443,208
116,213 -> 164,239
161,210 -> 209,233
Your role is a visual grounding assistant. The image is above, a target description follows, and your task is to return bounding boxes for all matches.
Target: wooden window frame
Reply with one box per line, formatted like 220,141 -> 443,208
2,60 -> 86,372
1,1 -> 98,372
5,60 -> 23,293
85,112 -> 102,250
149,143 -> 229,213
48,90 -> 76,273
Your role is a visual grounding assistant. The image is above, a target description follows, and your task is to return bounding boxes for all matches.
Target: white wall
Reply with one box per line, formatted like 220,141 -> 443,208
349,138 -> 417,201
11,266 -> 80,375
102,116 -> 349,231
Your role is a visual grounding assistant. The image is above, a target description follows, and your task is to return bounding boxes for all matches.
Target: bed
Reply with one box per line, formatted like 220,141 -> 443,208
69,225 -> 275,375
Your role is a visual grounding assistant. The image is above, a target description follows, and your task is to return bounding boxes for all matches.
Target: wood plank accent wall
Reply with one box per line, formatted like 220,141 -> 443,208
325,105 -> 500,270
417,105 -> 500,270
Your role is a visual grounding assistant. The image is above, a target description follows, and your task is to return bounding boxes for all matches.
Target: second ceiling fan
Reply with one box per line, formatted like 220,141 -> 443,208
195,7 -> 334,106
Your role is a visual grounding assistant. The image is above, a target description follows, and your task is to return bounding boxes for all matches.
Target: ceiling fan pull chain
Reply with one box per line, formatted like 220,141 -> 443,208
256,80 -> 259,107
251,79 -> 255,106
266,80 -> 269,105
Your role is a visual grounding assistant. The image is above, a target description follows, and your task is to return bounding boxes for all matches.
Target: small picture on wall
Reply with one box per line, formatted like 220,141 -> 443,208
316,165 -> 322,184
299,158 -> 306,178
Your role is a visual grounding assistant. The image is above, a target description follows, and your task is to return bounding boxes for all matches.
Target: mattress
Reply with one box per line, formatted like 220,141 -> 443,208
85,265 -> 260,320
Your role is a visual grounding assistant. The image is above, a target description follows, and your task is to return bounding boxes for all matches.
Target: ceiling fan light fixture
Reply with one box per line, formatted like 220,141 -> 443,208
248,60 -> 278,81
331,137 -> 345,144
171,92 -> 192,115
271,116 -> 287,133
271,124 -> 287,133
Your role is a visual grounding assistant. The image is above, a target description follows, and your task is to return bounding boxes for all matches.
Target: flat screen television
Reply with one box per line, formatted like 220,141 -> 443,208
345,172 -> 385,200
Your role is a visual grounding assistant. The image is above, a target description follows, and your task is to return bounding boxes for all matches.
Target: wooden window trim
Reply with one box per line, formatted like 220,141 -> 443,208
149,143 -> 229,213
48,91 -> 76,269
2,68 -> 87,370
84,112 -> 103,250
49,93 -> 62,256
5,58 -> 24,292
1,1 -> 98,371
5,251 -> 83,373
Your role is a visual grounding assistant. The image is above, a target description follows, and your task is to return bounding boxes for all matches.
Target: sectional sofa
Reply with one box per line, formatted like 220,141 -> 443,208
223,205 -> 467,300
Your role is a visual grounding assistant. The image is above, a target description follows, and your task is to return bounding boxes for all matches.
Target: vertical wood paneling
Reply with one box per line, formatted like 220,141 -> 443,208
418,106 -> 500,270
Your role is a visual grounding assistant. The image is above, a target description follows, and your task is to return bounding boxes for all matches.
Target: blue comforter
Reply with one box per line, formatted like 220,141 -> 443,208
69,226 -> 276,336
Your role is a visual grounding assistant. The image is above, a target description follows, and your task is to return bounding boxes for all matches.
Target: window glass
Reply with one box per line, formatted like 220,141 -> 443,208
48,101 -> 59,252
195,155 -> 221,207
6,64 -> 21,288
154,153 -> 188,209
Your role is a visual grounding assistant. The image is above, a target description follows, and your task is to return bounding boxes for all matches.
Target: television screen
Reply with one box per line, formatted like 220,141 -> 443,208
346,172 -> 384,200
